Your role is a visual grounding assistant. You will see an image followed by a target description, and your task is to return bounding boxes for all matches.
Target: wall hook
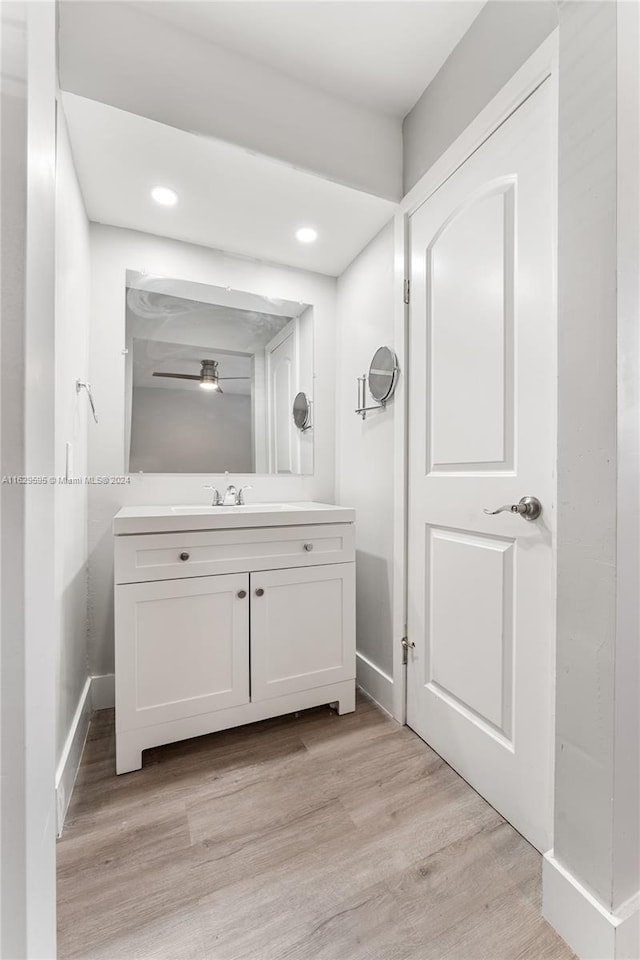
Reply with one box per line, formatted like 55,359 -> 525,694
76,380 -> 98,423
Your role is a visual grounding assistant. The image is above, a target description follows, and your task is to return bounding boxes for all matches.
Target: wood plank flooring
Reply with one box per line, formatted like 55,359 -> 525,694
57,693 -> 575,960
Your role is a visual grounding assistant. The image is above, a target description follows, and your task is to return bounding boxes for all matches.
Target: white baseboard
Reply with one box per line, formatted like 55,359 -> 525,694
55,676 -> 92,837
356,651 -> 394,716
543,852 -> 640,960
91,672 -> 115,709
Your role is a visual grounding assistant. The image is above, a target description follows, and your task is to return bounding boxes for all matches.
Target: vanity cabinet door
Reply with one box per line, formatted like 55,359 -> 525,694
115,573 -> 249,730
250,563 -> 355,701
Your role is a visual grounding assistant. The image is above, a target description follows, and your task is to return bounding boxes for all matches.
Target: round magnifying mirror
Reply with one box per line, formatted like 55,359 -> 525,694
292,391 -> 312,430
368,346 -> 398,404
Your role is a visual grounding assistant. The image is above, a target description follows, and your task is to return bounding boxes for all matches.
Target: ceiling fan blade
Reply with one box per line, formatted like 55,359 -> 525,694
152,372 -> 201,380
217,377 -> 252,380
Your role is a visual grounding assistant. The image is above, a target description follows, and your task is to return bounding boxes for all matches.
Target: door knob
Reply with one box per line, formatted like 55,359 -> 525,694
255,588 -> 264,597
237,590 -> 247,599
484,496 -> 542,521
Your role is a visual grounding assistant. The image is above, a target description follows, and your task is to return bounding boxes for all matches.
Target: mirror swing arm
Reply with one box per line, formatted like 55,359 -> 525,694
355,374 -> 387,420
355,346 -> 399,420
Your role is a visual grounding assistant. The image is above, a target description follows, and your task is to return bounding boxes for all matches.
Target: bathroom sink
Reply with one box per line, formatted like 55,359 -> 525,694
113,501 -> 355,534
171,503 -> 305,515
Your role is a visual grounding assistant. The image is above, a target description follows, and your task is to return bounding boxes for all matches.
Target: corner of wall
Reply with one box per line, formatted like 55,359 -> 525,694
543,853 -> 640,960
54,96 -> 93,826
335,220 -> 397,713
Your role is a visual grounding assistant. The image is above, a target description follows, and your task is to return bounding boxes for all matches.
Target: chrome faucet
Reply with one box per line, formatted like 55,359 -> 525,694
222,482 -> 238,506
223,472 -> 252,505
205,476 -> 252,506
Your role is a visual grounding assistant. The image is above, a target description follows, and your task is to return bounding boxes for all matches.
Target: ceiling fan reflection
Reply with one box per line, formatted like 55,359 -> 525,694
152,359 -> 250,394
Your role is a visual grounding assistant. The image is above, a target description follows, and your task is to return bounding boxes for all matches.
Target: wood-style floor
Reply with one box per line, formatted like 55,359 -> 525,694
57,693 -> 575,960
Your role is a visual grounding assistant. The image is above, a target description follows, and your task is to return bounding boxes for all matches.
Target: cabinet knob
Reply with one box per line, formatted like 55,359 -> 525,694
179,552 -> 190,562
303,543 -> 314,552
237,590 -> 247,599
255,588 -> 264,597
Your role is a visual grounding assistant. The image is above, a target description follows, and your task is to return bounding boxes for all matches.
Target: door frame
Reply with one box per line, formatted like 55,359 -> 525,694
265,317 -> 300,474
391,31 -> 559,728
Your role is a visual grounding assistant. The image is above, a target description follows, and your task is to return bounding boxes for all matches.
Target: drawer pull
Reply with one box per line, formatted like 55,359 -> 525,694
237,590 -> 247,599
255,588 -> 265,597
303,543 -> 314,552
179,552 -> 190,562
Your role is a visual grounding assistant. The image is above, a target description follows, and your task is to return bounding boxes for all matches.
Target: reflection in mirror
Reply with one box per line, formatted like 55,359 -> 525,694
368,346 -> 398,403
292,392 -> 312,431
125,273 -> 314,475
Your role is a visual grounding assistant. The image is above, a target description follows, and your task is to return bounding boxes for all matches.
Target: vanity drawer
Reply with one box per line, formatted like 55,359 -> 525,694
114,523 -> 355,584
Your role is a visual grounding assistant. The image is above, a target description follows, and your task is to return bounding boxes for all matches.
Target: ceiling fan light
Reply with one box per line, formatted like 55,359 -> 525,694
199,358 -> 220,391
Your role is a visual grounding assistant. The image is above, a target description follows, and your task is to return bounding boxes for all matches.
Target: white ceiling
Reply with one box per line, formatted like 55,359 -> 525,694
126,288 -> 293,355
135,1 -> 485,118
63,92 -> 398,276
127,273 -> 308,319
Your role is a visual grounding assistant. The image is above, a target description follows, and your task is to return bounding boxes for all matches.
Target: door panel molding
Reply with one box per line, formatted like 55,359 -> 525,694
426,177 -> 516,475
424,523 -> 515,742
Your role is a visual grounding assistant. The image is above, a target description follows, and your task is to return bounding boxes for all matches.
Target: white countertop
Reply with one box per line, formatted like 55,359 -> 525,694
113,501 -> 355,535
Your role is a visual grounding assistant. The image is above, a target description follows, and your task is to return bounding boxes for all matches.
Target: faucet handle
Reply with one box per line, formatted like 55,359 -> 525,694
203,484 -> 221,506
237,485 -> 253,505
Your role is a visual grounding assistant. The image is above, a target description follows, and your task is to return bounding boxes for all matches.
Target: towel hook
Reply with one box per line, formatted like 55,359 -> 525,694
76,380 -> 98,423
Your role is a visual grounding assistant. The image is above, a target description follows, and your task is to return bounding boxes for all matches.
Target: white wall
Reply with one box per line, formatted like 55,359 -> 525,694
543,7 -> 640,950
1,9 -> 30,952
0,2 -> 58,955
58,0 -> 401,202
336,222 -> 396,713
402,1 -> 558,194
130,387 -> 252,474
88,224 -> 336,681
541,8 -> 640,956
553,0 -> 618,907
54,105 -> 91,809
614,0 -> 640,916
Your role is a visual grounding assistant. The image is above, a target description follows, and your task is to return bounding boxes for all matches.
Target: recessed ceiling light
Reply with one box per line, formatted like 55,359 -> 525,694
296,227 -> 318,244
151,186 -> 178,206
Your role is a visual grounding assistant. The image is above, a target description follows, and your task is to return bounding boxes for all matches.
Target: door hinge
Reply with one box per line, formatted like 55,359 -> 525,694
401,636 -> 415,665
403,278 -> 410,305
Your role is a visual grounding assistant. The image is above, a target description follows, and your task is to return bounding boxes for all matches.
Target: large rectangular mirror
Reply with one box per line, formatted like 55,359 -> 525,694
125,272 -> 314,475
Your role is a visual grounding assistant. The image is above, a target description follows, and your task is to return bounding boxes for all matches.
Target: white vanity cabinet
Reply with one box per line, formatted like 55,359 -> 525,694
113,504 -> 356,774
115,573 -> 250,729
250,563 -> 355,702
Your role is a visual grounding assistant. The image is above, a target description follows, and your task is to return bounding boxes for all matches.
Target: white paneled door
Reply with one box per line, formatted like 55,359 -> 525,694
406,80 -> 555,852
